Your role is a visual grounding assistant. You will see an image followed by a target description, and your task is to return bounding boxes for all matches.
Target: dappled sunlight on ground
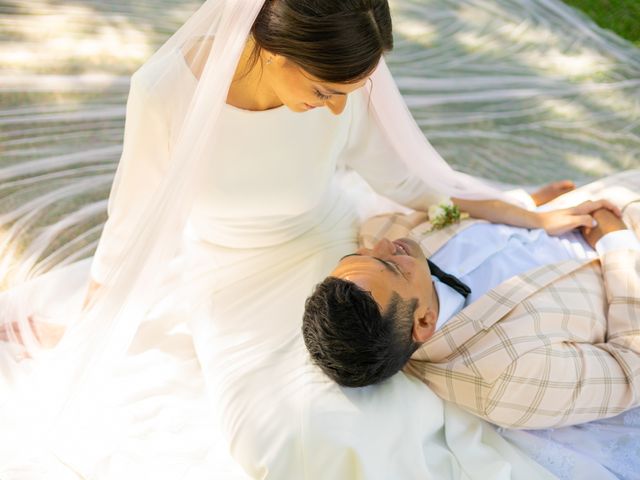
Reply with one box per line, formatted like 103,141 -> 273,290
454,2 -> 613,78
1,3 -> 153,74
1,72 -> 130,93
539,97 -> 590,120
0,229 -> 24,291
0,0 -> 193,286
387,0 -> 639,185
393,18 -> 438,48
566,152 -> 617,177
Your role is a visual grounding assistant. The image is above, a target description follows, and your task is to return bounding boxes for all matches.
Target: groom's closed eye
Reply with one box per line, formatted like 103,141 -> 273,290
340,253 -> 404,277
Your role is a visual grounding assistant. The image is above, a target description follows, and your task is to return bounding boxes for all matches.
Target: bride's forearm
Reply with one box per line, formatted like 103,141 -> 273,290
452,197 -> 541,229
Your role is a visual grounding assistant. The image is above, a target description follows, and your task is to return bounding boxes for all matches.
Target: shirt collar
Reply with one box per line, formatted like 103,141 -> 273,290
433,278 -> 466,331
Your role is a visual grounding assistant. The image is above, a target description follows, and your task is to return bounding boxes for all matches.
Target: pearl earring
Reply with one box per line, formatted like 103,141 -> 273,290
266,57 -> 273,65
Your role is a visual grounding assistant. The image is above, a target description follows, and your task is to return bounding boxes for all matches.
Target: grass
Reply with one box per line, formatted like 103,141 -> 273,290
562,0 -> 640,46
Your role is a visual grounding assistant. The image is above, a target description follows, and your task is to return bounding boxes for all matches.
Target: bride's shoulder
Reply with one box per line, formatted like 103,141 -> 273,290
181,36 -> 214,80
130,39 -> 205,102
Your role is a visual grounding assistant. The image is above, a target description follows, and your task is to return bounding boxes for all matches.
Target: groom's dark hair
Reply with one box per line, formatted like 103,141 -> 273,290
302,276 -> 419,387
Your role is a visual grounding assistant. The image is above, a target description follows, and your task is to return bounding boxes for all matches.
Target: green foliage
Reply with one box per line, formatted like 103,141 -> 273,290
430,205 -> 463,231
562,0 -> 640,47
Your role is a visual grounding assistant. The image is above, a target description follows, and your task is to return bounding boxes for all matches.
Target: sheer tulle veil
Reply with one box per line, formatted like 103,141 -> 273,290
0,0 -> 523,465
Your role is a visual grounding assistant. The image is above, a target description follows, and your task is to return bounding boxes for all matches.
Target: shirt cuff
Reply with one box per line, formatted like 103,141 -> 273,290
595,229 -> 640,255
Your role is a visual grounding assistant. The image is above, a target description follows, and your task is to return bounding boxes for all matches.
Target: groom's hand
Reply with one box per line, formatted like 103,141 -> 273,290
580,208 -> 627,249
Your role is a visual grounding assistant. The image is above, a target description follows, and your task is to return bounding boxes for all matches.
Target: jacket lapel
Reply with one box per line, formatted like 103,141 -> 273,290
411,257 -> 594,362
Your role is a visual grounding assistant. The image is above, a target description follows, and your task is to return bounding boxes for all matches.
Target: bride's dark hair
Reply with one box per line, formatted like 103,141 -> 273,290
248,0 -> 393,83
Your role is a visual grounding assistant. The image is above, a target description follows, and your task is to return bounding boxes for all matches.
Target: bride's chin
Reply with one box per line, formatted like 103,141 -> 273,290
283,103 -> 302,112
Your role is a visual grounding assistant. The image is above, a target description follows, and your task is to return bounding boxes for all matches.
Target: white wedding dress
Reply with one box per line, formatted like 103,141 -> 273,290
0,48 -> 556,479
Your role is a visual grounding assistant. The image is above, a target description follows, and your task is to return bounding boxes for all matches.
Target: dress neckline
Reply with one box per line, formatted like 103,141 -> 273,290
222,101 -> 287,114
176,48 -> 288,114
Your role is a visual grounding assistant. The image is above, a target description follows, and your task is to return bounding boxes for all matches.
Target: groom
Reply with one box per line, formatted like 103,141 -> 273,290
302,170 -> 640,429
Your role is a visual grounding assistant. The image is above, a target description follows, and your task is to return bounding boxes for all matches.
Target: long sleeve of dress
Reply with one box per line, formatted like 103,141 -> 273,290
90,71 -> 171,285
340,89 -> 443,211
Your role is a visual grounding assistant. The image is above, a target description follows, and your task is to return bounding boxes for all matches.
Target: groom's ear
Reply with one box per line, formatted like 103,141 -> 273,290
412,305 -> 436,343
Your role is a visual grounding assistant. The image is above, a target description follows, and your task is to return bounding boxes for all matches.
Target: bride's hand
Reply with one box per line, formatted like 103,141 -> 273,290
535,199 -> 622,236
0,315 -> 66,350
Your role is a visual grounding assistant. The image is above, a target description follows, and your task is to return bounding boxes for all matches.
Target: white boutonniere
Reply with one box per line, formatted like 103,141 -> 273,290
428,198 -> 469,231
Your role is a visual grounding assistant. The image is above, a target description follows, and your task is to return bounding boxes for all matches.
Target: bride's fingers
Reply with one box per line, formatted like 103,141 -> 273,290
0,315 -> 66,348
570,199 -> 621,216
0,324 -> 10,342
0,321 -> 26,344
575,214 -> 597,229
557,211 -> 595,231
570,201 -> 597,215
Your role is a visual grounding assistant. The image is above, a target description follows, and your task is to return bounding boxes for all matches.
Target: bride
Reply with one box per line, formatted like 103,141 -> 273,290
0,0 -> 635,478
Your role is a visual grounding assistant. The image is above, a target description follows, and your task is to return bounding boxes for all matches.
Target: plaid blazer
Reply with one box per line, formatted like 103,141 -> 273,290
359,207 -> 640,429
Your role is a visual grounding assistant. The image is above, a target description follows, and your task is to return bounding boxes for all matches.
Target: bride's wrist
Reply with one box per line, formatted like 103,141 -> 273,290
524,210 -> 545,230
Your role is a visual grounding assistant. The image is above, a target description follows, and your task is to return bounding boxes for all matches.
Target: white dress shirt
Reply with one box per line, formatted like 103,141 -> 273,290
431,225 -> 640,331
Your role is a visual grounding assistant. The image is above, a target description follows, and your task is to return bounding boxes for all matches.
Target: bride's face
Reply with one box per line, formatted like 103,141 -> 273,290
268,55 -> 368,115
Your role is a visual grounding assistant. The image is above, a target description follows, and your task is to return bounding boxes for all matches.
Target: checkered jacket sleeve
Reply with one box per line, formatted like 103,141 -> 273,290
484,249 -> 640,429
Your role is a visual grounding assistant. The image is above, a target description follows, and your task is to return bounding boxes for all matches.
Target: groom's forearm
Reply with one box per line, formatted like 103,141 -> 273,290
452,198 -> 540,229
600,249 -> 640,353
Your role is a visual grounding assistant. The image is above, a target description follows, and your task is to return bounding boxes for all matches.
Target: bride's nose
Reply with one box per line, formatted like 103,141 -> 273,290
326,95 -> 347,115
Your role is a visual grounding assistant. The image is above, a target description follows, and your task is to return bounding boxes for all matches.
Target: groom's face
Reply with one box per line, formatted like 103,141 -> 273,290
331,238 -> 435,328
